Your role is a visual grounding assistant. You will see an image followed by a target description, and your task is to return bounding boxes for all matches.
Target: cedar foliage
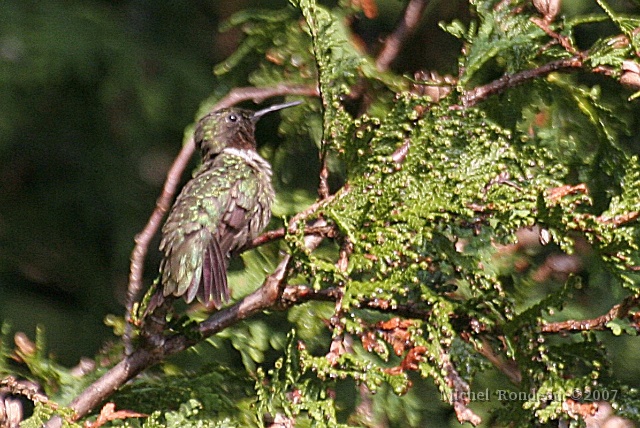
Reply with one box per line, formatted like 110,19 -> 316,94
2,0 -> 640,426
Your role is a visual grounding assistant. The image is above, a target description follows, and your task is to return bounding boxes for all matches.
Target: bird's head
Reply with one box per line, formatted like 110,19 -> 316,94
194,101 -> 301,160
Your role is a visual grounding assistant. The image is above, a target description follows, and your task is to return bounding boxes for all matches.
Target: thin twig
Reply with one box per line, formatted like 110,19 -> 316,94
279,285 -> 434,320
287,194 -> 337,234
540,294 -> 640,333
440,348 -> 482,426
214,84 -> 319,110
460,56 -> 585,107
245,224 -> 337,250
318,150 -> 330,199
376,0 -> 429,71
124,83 -> 319,343
473,336 -> 522,384
596,211 -> 640,226
346,0 -> 428,111
125,137 -> 195,324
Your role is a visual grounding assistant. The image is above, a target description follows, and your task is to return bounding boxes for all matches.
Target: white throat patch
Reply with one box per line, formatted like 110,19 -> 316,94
222,147 -> 272,177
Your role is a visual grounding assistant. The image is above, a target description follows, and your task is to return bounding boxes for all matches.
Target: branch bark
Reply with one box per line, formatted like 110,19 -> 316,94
245,224 -> 337,251
376,0 -> 429,72
460,56 -> 585,107
540,294 -> 640,333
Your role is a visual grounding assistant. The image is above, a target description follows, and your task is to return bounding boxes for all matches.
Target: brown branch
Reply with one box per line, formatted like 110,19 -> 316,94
346,0 -> 427,112
336,235 -> 352,273
596,211 -> 640,226
530,18 -> 576,53
287,194 -> 337,234
47,222 -> 327,427
473,336 -> 522,384
85,403 -> 146,428
212,84 -> 319,110
546,183 -> 588,203
318,150 -> 330,200
376,0 -> 428,72
45,346 -> 156,428
460,56 -> 585,107
125,137 -> 195,324
440,349 -> 482,426
92,259 -> 291,420
279,285 -> 342,305
248,228 -> 289,248
124,83 -> 319,342
540,294 -> 640,333
279,285 -> 434,320
245,224 -> 337,250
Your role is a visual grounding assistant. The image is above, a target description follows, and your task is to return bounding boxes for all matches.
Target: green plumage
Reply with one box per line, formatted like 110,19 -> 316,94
154,102 -> 299,310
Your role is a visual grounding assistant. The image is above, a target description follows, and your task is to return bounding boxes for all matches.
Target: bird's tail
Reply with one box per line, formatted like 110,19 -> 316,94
160,229 -> 230,310
198,237 -> 230,310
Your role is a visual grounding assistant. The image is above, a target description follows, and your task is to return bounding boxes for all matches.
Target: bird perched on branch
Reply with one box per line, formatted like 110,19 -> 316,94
149,101 -> 301,312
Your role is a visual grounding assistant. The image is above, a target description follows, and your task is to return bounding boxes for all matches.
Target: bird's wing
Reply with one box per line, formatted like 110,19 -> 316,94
159,161 -> 260,309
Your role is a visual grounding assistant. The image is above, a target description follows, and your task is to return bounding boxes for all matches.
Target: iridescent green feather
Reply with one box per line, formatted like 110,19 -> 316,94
159,152 -> 273,307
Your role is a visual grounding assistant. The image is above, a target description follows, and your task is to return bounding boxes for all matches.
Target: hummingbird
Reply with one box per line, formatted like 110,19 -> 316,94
152,101 -> 301,312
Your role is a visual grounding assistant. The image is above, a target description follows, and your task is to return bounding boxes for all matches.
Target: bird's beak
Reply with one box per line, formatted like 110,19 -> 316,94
252,100 -> 302,123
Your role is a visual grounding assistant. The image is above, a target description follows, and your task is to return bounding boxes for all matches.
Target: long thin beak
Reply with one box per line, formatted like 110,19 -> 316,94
252,100 -> 302,123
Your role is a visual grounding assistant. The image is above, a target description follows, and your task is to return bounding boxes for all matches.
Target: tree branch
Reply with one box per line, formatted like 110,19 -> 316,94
212,84 -> 319,110
48,221 -> 326,427
460,56 -> 585,107
376,0 -> 429,72
124,83 -> 319,344
440,348 -> 482,426
279,285 -> 434,320
472,336 -> 522,384
318,149 -> 330,200
245,224 -> 337,251
65,259 -> 290,425
540,294 -> 640,333
346,0 -> 428,113
125,137 -> 195,325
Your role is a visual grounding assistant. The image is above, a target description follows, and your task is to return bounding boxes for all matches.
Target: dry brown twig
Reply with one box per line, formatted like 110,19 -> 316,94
460,56 -> 586,107
540,294 -> 640,334
376,0 -> 428,71
472,336 -> 522,384
346,0 -> 428,112
440,349 -> 482,426
83,403 -> 146,428
459,43 -> 624,107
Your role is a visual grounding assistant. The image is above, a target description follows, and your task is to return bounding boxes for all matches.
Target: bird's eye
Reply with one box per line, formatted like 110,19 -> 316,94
228,114 -> 238,122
